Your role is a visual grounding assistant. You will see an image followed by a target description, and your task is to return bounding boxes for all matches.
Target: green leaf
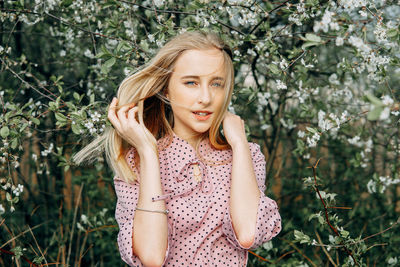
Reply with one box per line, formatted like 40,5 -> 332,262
341,229 -> 350,238
73,92 -> 80,101
365,93 -> 384,107
11,138 -> 18,149
90,94 -> 95,104
104,57 -> 116,69
268,64 -> 280,74
71,123 -> 82,135
306,0 -> 319,6
306,127 -> 318,134
387,28 -> 398,38
305,33 -> 322,42
31,117 -> 40,125
33,256 -> 45,264
318,215 -> 325,225
302,41 -> 320,49
0,126 -> 10,138
101,57 -> 116,74
116,40 -> 128,53
20,123 -> 28,132
294,230 -> 311,244
55,112 -> 68,122
367,106 -> 384,121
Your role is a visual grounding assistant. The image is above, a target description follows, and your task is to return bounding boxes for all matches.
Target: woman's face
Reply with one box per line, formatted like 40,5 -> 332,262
166,48 -> 227,141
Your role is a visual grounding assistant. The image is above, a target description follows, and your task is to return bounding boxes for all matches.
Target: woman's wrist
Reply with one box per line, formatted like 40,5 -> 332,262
137,145 -> 158,159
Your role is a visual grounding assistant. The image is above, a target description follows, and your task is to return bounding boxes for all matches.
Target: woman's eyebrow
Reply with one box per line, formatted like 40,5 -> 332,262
180,75 -> 225,81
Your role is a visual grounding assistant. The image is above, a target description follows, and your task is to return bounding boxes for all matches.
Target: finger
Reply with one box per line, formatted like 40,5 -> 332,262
107,97 -> 117,114
117,101 -> 136,111
108,115 -> 122,132
117,104 -> 132,125
127,106 -> 140,124
108,100 -> 122,130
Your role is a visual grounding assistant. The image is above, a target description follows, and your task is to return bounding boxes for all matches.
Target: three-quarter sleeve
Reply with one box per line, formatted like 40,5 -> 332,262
222,142 -> 282,250
114,147 -> 175,266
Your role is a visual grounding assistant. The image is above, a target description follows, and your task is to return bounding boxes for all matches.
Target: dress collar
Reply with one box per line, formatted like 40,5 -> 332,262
151,132 -> 232,202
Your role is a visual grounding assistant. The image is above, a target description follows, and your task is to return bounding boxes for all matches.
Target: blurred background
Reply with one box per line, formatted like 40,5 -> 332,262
0,0 -> 399,266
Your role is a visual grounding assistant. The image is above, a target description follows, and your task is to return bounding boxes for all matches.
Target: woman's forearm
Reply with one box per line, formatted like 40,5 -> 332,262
230,141 -> 261,248
133,148 -> 168,266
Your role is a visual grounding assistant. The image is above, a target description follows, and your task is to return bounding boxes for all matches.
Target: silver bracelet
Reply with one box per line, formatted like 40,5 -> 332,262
135,207 -> 169,215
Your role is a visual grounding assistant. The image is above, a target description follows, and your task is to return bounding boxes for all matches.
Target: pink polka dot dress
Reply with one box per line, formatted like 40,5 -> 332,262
114,132 -> 281,266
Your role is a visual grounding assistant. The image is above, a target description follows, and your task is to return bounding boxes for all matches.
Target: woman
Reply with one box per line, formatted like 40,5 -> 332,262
74,30 -> 281,266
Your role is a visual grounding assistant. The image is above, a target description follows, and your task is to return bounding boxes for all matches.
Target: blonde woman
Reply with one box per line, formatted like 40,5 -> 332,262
74,30 -> 281,266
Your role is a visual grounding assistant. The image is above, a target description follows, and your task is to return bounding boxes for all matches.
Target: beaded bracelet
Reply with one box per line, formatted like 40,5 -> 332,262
135,207 -> 169,215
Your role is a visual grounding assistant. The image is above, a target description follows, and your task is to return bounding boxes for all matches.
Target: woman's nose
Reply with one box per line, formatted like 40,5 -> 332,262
198,85 -> 211,105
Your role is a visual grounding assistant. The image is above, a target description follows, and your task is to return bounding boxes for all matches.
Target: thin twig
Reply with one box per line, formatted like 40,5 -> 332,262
66,183 -> 84,267
0,248 -> 39,267
315,230 -> 337,267
28,226 -> 48,267
1,221 -> 50,248
310,158 -> 358,265
280,237 -> 318,267
247,250 -> 273,263
365,243 -> 387,252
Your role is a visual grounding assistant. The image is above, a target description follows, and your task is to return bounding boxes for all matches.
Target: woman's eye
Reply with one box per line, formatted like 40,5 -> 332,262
184,81 -> 223,87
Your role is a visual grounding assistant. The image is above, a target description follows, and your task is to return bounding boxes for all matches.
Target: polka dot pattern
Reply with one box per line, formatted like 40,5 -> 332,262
113,132 -> 282,266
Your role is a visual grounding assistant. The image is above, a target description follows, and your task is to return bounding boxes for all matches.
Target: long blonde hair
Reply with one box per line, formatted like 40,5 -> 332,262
72,30 -> 235,183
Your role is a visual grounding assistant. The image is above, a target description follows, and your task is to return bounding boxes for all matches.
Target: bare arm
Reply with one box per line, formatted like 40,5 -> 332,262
107,98 -> 168,266
132,148 -> 168,267
230,141 -> 261,248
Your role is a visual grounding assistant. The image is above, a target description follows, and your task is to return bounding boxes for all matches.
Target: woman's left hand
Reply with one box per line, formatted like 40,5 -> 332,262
222,111 -> 248,147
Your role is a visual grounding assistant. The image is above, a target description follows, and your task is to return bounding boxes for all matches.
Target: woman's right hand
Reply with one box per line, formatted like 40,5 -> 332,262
107,97 -> 156,155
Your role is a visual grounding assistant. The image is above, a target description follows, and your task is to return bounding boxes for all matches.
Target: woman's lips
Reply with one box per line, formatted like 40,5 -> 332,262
192,112 -> 212,121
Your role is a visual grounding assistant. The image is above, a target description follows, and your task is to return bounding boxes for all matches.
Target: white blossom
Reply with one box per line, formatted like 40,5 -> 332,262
279,59 -> 288,70
84,49 -> 94,59
90,111 -> 101,122
307,132 -> 320,147
381,95 -> 394,106
335,36 -> 344,46
12,184 -> 24,197
359,10 -> 367,17
388,257 -> 398,266
301,58 -> 314,68
348,136 -> 362,146
379,107 -> 390,121
153,0 -> 164,7
41,143 -> 54,157
338,0 -> 367,11
329,74 -> 340,85
313,9 -> 338,33
276,80 -> 287,90
374,23 -> 388,44
367,179 -> 377,193
148,34 -> 155,43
